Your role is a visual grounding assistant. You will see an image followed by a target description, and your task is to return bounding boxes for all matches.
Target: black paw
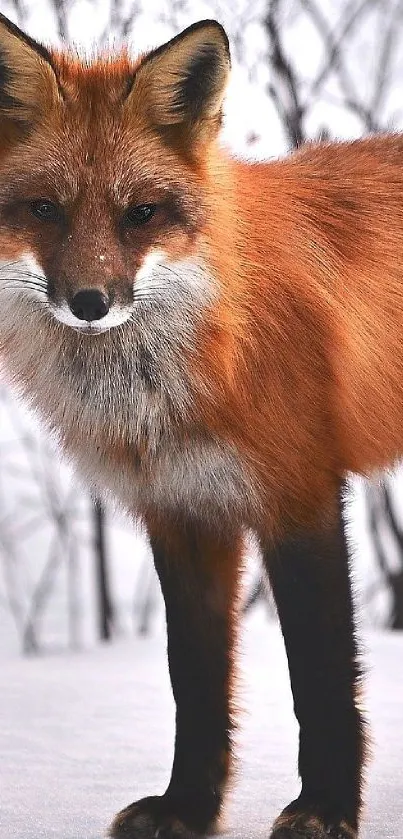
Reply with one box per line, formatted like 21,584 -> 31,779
270,800 -> 357,839
109,795 -> 206,839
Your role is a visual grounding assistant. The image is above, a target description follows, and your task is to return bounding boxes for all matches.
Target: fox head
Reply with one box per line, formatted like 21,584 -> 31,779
0,14 -> 231,337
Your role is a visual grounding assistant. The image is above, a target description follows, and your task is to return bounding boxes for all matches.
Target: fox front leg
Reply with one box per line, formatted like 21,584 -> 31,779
110,520 -> 243,839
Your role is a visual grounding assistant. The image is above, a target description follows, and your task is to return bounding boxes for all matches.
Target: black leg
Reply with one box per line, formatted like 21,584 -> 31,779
110,521 -> 242,839
262,489 -> 366,839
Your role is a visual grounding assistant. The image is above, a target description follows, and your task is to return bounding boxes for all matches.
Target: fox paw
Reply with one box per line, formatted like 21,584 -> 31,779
270,802 -> 357,839
109,795 -> 206,839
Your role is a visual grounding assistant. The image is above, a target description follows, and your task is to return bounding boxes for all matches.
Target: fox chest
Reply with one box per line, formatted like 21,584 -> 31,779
3,287 -> 258,524
46,331 -> 258,525
75,430 -> 257,526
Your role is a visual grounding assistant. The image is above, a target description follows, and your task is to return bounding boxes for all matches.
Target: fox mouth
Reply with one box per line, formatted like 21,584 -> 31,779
70,323 -> 111,335
50,301 -> 133,333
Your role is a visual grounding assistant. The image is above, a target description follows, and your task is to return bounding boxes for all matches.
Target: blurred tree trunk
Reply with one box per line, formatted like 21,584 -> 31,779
93,500 -> 114,641
381,485 -> 403,628
367,484 -> 403,629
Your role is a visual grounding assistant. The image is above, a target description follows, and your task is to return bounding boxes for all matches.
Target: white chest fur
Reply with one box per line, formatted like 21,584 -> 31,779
0,254 -> 258,526
75,431 -> 257,527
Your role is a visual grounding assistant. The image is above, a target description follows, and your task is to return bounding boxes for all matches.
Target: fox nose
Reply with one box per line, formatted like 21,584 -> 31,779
70,289 -> 110,321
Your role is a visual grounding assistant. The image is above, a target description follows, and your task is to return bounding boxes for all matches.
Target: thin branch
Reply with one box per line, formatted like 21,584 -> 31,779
370,0 -> 402,119
380,482 -> 403,557
46,0 -> 70,41
21,485 -> 78,653
7,0 -> 29,26
307,0 -> 374,102
366,484 -> 392,583
0,527 -> 25,636
300,0 -> 382,132
21,533 -> 62,653
264,0 -> 306,147
98,0 -> 143,46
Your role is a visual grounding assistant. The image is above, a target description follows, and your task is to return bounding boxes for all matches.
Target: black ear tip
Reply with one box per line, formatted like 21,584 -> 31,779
184,19 -> 231,61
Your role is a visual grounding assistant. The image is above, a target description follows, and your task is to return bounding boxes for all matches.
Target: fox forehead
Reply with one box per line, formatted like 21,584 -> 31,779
53,50 -> 142,102
0,51 -> 199,206
0,138 -> 194,208
0,118 -> 188,209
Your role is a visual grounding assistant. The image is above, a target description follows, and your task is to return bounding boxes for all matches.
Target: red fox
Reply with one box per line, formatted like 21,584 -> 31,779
2,11 -> 402,838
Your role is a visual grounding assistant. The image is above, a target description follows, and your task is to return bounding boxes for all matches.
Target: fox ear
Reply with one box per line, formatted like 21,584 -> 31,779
0,13 -> 60,134
132,20 -> 230,150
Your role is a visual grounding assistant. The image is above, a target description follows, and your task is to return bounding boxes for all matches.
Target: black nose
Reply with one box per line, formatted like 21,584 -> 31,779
70,289 -> 110,322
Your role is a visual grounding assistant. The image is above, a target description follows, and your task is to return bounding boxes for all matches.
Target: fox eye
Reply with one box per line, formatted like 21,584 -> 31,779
124,203 -> 157,227
29,199 -> 61,222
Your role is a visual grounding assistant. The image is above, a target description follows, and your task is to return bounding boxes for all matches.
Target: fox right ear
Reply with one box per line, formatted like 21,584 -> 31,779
130,20 -> 230,153
0,14 -> 60,134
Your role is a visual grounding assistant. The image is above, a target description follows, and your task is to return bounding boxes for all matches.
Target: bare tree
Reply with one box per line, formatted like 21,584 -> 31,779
93,500 -> 115,641
263,0 -> 403,149
0,388 -> 86,652
366,481 -> 403,629
0,0 -> 147,652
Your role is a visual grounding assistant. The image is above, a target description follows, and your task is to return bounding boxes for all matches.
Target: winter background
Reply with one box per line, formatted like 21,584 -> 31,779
0,1 -> 403,837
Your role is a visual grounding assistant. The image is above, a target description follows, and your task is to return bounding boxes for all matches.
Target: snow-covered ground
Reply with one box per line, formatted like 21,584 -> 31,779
1,614 -> 402,839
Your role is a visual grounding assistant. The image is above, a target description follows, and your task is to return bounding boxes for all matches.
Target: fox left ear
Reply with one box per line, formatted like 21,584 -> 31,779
0,13 -> 60,136
130,20 -> 230,152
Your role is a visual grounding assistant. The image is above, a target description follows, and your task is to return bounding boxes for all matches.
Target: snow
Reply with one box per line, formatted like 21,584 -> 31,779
1,616 -> 403,839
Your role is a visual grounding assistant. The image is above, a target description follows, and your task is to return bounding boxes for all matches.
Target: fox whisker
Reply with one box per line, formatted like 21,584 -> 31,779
0,280 -> 47,293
